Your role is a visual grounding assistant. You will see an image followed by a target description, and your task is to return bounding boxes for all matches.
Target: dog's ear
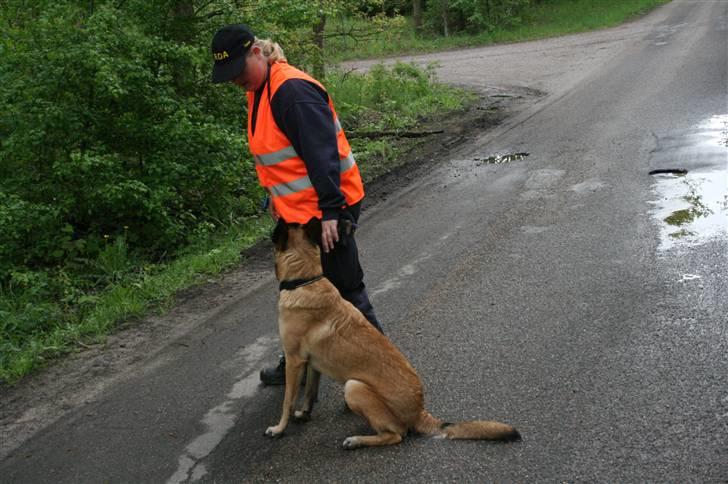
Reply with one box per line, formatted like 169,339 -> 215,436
303,217 -> 322,247
271,219 -> 289,251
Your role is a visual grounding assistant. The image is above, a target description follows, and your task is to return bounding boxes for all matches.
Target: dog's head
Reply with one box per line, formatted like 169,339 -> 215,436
271,218 -> 322,281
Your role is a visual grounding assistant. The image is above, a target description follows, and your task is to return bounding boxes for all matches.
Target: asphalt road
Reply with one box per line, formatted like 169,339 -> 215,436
2,1 -> 727,482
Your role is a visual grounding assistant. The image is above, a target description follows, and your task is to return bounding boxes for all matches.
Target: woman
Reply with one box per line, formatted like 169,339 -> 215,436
211,24 -> 384,385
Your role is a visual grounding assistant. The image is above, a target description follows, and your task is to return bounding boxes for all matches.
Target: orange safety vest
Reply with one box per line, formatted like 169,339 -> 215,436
247,62 -> 365,224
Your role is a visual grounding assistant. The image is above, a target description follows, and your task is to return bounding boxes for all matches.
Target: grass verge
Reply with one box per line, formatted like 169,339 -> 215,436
0,218 -> 272,382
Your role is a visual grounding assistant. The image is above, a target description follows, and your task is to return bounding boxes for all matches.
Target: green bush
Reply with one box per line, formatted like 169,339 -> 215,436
0,192 -> 67,272
326,62 -> 467,180
328,62 -> 463,132
0,2 -> 261,274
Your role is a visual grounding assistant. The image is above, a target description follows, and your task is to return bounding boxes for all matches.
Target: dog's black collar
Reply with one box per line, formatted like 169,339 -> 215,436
279,274 -> 325,292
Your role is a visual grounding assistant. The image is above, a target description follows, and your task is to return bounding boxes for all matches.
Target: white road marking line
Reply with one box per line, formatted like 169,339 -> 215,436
166,335 -> 276,484
370,256 -> 430,297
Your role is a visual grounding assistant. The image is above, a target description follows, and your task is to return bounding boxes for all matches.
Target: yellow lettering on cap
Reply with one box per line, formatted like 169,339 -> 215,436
213,51 -> 229,61
244,40 -> 251,47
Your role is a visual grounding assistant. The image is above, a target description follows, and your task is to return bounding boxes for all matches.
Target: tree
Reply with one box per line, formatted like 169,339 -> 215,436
413,0 -> 423,31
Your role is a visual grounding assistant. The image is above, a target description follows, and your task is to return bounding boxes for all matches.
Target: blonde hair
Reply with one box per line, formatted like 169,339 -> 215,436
254,38 -> 287,64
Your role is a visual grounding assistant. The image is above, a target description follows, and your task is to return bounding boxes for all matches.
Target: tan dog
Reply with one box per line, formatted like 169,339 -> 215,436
264,220 -> 520,449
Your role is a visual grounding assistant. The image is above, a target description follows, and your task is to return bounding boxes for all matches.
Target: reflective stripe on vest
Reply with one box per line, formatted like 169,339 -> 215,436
255,119 -> 343,167
268,153 -> 356,198
254,146 -> 298,166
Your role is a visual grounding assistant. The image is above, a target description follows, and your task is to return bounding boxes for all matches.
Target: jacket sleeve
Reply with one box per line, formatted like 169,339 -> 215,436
270,79 -> 345,221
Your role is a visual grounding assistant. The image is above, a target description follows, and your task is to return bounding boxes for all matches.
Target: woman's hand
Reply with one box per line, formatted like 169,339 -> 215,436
321,219 -> 339,253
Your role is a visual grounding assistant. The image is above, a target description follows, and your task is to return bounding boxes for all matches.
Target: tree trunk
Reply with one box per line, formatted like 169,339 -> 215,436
171,1 -> 195,44
441,0 -> 449,37
170,1 -> 195,90
312,5 -> 327,79
413,0 -> 423,33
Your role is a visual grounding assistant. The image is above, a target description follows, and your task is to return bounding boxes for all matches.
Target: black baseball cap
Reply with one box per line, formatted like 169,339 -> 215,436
211,24 -> 255,83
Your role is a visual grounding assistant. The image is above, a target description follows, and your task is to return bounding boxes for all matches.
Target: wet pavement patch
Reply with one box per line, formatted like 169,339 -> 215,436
649,115 -> 728,172
649,115 -> 728,251
475,152 -> 529,165
651,171 -> 727,249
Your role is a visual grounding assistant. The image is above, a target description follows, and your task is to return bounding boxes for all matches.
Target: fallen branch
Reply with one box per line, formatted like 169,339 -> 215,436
347,129 -> 444,139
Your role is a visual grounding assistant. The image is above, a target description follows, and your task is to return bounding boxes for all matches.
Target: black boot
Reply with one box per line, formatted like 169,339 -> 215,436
260,355 -> 286,386
259,355 -> 308,386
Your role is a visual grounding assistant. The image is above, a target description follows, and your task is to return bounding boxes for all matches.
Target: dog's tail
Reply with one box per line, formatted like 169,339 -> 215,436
414,410 -> 521,442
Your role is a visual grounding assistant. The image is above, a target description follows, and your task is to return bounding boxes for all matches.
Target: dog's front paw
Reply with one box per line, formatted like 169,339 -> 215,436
342,437 -> 361,450
264,426 -> 284,438
293,410 -> 311,422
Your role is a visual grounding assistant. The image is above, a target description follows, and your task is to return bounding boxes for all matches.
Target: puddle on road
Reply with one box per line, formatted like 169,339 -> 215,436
444,151 -> 530,186
475,152 -> 529,165
649,115 -> 728,251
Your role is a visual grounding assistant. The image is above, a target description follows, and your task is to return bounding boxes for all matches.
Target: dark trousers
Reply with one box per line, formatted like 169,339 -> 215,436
320,203 -> 383,333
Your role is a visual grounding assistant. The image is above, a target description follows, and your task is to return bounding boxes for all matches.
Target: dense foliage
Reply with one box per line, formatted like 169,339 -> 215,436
1,2 -> 250,269
362,0 -> 533,34
423,0 -> 531,34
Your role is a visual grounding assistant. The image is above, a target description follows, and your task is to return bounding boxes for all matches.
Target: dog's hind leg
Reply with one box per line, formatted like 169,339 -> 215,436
342,379 -> 405,449
294,366 -> 321,422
